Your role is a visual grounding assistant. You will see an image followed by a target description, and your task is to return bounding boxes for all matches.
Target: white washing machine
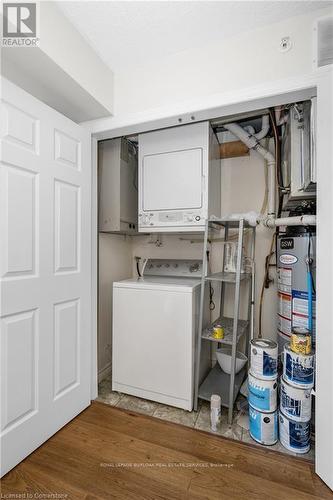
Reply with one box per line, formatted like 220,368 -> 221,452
112,259 -> 210,410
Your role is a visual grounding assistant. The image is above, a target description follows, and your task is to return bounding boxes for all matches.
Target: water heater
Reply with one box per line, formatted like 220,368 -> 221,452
277,227 -> 316,353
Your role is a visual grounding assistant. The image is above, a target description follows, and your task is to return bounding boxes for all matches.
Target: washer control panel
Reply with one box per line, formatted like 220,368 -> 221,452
143,259 -> 202,277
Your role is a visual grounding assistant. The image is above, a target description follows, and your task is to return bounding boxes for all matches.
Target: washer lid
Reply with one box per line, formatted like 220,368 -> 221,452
113,276 -> 201,292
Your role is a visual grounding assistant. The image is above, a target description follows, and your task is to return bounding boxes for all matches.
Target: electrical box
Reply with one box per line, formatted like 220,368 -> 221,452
99,138 -> 138,234
138,121 -> 221,232
281,99 -> 317,210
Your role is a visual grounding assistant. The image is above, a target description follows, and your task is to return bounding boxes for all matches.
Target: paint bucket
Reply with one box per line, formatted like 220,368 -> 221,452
249,405 -> 278,445
283,345 -> 315,388
290,328 -> 312,355
280,377 -> 312,422
279,412 -> 311,454
250,339 -> 278,380
248,372 -> 277,413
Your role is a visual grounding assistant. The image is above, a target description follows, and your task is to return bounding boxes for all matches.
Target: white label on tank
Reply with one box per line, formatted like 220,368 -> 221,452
278,314 -> 292,336
278,267 -> 292,286
293,314 -> 309,330
278,292 -> 291,319
279,254 -> 298,265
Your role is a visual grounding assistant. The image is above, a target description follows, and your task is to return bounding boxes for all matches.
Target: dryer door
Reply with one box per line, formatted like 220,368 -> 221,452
142,148 -> 203,211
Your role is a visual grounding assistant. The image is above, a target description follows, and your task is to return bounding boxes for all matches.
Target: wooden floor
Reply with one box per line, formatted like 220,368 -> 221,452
1,402 -> 332,500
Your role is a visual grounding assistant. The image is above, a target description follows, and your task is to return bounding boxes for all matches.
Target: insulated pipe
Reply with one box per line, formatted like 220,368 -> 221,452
275,106 -> 288,126
265,215 -> 317,227
223,121 -> 276,218
253,115 -> 270,141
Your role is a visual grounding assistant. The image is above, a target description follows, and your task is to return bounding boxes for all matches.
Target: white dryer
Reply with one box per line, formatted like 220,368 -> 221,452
112,259 -> 210,410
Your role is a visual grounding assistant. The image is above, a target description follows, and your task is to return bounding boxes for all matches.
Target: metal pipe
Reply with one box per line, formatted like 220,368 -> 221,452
265,215 -> 317,227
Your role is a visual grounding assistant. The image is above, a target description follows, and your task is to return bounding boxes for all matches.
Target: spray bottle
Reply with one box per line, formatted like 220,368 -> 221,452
210,394 -> 221,432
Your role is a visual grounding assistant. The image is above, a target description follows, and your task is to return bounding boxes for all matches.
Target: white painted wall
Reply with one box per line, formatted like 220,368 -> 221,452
1,2 -> 114,122
98,234 -> 132,380
98,148 -> 277,379
112,7 -> 331,117
40,2 -> 113,114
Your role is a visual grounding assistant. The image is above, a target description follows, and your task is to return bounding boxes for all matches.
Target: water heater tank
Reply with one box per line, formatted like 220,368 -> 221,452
277,226 -> 316,353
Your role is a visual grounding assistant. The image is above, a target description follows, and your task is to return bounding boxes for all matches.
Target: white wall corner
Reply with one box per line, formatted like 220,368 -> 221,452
1,2 -> 114,122
39,2 -> 113,114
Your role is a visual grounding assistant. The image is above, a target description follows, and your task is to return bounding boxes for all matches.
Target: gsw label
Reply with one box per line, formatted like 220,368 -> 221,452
280,238 -> 294,250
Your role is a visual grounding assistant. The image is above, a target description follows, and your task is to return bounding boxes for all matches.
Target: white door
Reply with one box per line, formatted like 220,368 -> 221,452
0,79 -> 92,477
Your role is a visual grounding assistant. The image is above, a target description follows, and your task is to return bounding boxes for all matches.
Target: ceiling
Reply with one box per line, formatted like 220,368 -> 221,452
57,1 -> 332,72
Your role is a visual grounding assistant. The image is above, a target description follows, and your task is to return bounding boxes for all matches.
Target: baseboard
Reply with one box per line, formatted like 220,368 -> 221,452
98,362 -> 111,383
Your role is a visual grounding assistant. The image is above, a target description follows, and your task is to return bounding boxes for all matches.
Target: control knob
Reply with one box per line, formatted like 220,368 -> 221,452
189,263 -> 200,273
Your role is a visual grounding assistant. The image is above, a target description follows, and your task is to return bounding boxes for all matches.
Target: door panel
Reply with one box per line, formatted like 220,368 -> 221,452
2,163 -> 38,277
54,299 -> 80,399
1,309 -> 38,432
0,79 -> 91,477
113,287 -> 193,402
54,180 -> 80,273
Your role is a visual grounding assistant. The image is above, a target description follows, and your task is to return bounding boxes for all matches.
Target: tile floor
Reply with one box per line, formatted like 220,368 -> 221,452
96,377 -> 315,462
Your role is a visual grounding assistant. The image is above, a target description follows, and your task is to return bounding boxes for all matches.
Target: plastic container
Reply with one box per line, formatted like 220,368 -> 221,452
216,348 -> 247,374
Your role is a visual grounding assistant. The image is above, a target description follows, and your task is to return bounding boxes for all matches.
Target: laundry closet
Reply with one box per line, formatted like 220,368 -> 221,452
97,97 -> 316,458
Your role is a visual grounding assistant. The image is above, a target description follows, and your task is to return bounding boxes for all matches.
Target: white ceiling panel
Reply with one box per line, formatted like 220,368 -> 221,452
57,1 -> 332,71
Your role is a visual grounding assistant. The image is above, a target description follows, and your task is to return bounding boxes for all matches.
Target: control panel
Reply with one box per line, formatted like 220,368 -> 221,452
143,259 -> 202,278
139,211 -> 203,228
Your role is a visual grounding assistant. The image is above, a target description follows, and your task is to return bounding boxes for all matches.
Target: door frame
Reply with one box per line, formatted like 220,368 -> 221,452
89,69 -> 333,488
90,137 -> 98,400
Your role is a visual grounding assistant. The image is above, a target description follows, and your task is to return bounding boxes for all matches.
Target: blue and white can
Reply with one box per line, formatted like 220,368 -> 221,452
280,377 -> 312,422
250,339 -> 278,380
279,411 -> 311,454
248,372 -> 277,413
283,345 -> 315,389
249,405 -> 278,445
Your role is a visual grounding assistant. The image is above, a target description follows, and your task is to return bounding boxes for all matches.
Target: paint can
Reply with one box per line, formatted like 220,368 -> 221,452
249,405 -> 278,445
279,412 -> 311,454
280,377 -> 312,422
290,328 -> 311,355
283,345 -> 315,388
248,372 -> 277,413
250,339 -> 278,380
212,324 -> 224,340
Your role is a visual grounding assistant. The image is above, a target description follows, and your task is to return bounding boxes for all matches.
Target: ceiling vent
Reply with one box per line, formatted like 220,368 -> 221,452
314,16 -> 333,68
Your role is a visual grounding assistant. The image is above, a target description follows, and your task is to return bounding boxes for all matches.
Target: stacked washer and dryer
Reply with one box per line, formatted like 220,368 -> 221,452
112,121 -> 221,411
